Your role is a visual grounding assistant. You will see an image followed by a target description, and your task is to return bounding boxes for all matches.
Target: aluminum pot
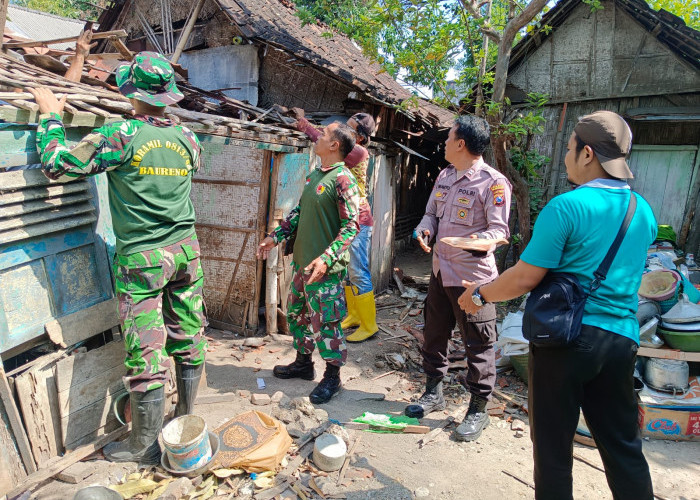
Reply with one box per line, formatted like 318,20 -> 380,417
644,358 -> 689,394
637,299 -> 660,325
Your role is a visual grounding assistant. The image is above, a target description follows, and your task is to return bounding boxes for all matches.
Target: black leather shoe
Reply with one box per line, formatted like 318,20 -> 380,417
405,375 -> 446,419
454,394 -> 490,442
309,364 -> 341,404
273,351 -> 315,380
103,387 -> 164,464
174,363 -> 203,417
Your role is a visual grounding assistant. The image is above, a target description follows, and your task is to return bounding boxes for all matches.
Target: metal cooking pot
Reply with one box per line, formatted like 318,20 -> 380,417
637,299 -> 660,325
644,358 -> 689,394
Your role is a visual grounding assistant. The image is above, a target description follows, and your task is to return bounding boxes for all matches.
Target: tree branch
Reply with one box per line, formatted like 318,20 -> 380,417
460,0 -> 502,43
505,0 -> 549,40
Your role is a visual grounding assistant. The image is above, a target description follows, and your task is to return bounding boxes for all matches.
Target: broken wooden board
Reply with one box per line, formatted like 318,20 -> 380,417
45,297 -> 120,348
342,422 -> 430,434
6,423 -> 129,499
0,392 -> 27,496
54,341 -> 126,450
0,366 -> 36,476
14,352 -> 64,467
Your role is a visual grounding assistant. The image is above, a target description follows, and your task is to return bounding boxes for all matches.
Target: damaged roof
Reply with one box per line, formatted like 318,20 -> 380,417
509,0 -> 700,74
98,0 -> 455,128
5,5 -> 87,51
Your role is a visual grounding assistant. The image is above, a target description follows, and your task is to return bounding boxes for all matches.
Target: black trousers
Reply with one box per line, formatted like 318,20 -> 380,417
529,324 -> 653,500
422,271 -> 498,397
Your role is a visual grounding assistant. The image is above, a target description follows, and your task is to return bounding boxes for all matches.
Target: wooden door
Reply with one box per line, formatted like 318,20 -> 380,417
628,145 -> 699,234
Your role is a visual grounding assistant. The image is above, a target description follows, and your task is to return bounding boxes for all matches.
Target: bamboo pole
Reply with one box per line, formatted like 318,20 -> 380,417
3,30 -> 128,49
0,0 -> 9,50
171,0 -> 206,64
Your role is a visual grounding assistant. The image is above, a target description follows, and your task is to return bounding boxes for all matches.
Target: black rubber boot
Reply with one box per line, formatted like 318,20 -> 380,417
175,363 -> 203,417
273,351 -> 315,380
454,393 -> 490,442
405,375 -> 446,419
309,363 -> 342,404
103,387 -> 164,464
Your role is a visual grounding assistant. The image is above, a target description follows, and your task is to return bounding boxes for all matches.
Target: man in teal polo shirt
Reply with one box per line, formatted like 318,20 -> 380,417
458,111 -> 656,500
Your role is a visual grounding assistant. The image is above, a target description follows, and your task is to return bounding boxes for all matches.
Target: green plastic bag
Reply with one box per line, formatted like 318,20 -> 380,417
352,412 -> 420,432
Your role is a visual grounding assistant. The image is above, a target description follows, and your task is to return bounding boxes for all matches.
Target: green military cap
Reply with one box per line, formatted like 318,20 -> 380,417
116,52 -> 184,107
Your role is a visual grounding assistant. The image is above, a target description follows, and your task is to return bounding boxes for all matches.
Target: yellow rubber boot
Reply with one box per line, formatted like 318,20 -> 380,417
346,291 -> 379,342
341,286 -> 360,330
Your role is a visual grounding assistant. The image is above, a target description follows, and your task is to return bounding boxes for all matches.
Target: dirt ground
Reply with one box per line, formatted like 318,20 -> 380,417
31,247 -> 700,500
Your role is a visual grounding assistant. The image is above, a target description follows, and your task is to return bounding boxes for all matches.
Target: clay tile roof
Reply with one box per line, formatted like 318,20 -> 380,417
210,0 -> 454,127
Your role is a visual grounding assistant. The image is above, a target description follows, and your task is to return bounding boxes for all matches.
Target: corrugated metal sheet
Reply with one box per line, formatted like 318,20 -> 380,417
6,6 -> 85,50
179,45 -> 259,106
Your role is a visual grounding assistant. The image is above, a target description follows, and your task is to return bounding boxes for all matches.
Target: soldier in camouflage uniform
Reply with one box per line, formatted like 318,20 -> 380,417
29,52 -> 207,465
257,122 -> 360,404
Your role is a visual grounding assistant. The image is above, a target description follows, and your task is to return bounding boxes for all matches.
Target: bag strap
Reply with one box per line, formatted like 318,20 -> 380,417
590,192 -> 637,293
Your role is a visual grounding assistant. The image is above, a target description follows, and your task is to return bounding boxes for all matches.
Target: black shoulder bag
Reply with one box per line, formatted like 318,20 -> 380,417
522,192 -> 637,347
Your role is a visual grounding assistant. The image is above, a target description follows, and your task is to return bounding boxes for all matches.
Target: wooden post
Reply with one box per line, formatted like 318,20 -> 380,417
265,154 -> 281,335
0,365 -> 37,475
171,0 -> 206,64
0,0 -> 10,50
678,138 -> 700,248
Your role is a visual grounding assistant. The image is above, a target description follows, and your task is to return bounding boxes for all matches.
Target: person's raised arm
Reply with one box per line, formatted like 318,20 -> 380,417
64,29 -> 96,83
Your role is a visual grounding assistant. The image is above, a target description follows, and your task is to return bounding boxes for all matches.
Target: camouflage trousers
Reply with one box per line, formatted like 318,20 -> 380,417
114,233 -> 208,393
288,262 -> 348,366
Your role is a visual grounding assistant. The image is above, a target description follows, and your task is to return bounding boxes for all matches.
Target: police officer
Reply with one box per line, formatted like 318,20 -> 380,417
29,52 -> 207,465
405,115 -> 511,442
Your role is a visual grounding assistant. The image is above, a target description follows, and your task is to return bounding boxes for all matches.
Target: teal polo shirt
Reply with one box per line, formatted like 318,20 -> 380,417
521,179 -> 658,343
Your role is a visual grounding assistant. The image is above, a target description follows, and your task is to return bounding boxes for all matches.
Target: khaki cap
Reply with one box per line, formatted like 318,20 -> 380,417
574,110 -> 634,179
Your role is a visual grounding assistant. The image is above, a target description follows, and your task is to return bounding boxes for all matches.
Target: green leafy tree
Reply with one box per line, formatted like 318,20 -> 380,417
647,0 -> 699,29
295,0 -> 551,245
11,0 -> 106,20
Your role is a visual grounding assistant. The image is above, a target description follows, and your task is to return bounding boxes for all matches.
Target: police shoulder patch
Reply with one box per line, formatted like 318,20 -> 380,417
490,184 -> 506,206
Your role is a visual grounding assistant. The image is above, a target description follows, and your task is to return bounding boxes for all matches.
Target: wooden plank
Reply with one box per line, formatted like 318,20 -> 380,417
53,341 -> 126,449
637,346 -> 700,362
0,169 -> 56,190
0,182 -> 89,206
6,423 -> 129,499
0,373 -> 27,496
0,107 -> 109,128
0,192 -> 92,218
0,366 -> 36,474
45,298 -> 120,349
57,365 -> 125,417
54,339 -> 124,394
14,353 -> 64,467
3,30 -> 128,49
60,384 -> 125,450
0,201 -> 94,231
0,212 -> 97,245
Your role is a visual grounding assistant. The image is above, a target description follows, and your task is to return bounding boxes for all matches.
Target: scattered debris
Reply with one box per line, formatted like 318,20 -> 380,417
313,433 -> 347,472
251,393 -> 271,405
511,419 -> 526,432
415,486 -> 431,498
243,337 -> 266,347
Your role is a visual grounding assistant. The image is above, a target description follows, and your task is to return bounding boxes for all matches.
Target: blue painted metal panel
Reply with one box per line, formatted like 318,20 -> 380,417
0,228 -> 94,270
0,125 -> 115,354
45,245 -> 108,316
274,152 -> 312,216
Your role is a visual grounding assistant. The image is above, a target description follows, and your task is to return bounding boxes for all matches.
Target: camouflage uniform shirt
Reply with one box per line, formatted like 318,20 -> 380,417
272,161 -> 360,274
36,112 -> 202,255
